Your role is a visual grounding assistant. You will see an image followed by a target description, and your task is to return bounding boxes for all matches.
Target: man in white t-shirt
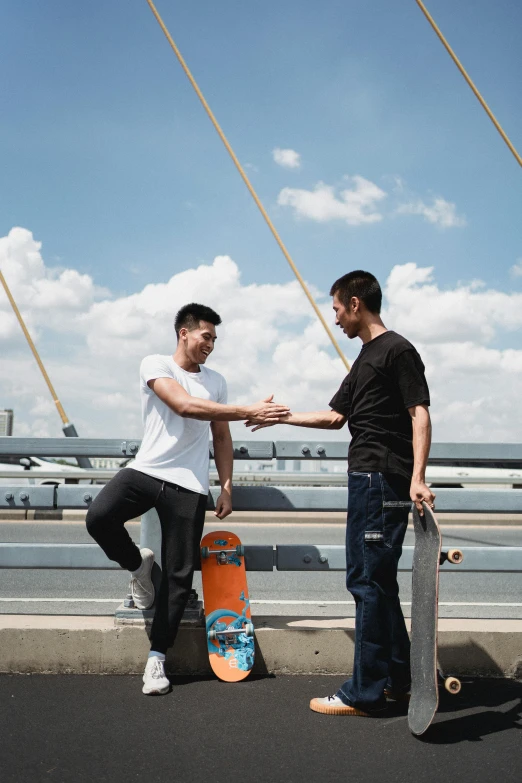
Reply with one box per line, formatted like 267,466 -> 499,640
87,303 -> 289,695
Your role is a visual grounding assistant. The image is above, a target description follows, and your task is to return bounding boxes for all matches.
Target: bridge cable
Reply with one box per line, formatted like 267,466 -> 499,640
415,0 -> 522,168
144,0 -> 350,372
0,269 -> 70,426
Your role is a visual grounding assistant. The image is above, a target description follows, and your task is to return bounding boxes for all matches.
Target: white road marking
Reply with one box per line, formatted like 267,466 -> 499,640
251,600 -> 522,607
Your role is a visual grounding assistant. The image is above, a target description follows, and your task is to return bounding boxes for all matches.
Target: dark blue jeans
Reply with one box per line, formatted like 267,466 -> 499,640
337,471 -> 411,712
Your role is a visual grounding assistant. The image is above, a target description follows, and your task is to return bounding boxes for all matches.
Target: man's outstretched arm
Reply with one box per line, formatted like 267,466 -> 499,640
246,410 -> 346,432
149,377 -> 289,424
409,404 -> 436,514
211,420 -> 233,520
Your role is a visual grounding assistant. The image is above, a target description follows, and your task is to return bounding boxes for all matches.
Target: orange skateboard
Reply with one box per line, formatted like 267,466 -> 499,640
200,530 -> 254,682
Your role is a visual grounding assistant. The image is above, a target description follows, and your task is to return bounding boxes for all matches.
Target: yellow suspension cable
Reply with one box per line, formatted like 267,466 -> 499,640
144,0 -> 350,372
0,269 -> 70,425
415,0 -> 522,168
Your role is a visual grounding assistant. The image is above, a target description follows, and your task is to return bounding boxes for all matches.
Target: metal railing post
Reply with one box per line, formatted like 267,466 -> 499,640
139,508 -> 162,558
139,508 -> 163,601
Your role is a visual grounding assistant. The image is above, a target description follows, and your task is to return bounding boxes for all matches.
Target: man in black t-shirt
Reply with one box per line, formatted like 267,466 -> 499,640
246,270 -> 435,716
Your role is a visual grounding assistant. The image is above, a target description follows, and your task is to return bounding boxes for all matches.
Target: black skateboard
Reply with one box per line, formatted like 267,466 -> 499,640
408,502 -> 463,736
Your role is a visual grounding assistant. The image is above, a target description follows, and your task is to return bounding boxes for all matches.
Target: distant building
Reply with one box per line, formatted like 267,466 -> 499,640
0,410 -> 13,436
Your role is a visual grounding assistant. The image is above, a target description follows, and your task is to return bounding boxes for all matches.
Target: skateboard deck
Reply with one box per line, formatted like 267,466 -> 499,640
408,503 -> 462,736
200,530 -> 254,682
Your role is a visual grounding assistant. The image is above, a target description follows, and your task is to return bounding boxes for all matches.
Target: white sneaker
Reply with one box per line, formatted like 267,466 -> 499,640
130,548 -> 155,610
142,657 -> 170,695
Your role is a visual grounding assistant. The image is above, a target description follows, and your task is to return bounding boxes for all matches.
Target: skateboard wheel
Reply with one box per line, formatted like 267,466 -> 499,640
444,677 -> 461,694
245,623 -> 254,637
447,549 -> 463,565
208,629 -> 217,641
201,547 -> 210,559
235,544 -> 245,557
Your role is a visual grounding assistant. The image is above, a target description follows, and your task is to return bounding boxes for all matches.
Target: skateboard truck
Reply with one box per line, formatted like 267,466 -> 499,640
208,623 -> 254,641
201,545 -> 245,564
437,549 -> 463,696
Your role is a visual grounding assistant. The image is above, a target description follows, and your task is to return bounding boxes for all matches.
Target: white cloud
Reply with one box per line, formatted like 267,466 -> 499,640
1,227 -> 522,443
0,228 -> 348,440
384,263 -> 522,343
278,176 -> 386,225
29,396 -> 57,417
382,264 -> 522,442
0,227 -> 108,343
510,259 -> 522,277
396,197 -> 466,228
272,148 -> 301,169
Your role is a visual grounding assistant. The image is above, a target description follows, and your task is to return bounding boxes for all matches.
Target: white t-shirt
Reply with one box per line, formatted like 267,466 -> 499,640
130,354 -> 228,494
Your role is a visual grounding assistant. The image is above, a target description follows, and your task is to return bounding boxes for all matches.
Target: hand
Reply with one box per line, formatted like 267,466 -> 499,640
242,394 -> 290,425
214,490 -> 232,520
245,413 -> 291,432
410,480 -> 436,515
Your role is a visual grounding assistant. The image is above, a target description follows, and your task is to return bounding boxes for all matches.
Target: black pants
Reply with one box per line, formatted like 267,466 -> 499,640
86,468 -> 207,654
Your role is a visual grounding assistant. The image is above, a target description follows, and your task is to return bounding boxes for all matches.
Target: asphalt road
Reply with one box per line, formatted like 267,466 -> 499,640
0,518 -> 521,619
1,674 -> 521,783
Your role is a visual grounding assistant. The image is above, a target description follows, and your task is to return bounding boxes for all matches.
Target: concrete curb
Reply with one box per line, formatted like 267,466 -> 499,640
1,616 -> 521,678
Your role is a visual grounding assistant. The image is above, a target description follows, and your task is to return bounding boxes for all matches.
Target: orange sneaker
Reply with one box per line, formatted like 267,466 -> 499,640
309,695 -> 370,717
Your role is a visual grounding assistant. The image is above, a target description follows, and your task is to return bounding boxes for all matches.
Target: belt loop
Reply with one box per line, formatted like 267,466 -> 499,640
369,473 -> 372,488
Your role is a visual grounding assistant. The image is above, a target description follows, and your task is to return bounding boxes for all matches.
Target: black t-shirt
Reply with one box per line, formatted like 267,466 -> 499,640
329,331 -> 430,479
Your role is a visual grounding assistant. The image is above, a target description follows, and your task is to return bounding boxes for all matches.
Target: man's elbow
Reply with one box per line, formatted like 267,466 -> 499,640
174,398 -> 193,418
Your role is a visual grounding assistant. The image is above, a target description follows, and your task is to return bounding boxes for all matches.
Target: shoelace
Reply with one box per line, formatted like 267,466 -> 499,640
148,660 -> 165,680
130,573 -> 149,593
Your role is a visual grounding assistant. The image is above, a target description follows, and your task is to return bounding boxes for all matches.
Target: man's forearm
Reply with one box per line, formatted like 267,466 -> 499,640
213,434 -> 233,493
411,406 -> 432,482
275,410 -> 346,429
180,397 -> 246,422
150,379 -> 289,424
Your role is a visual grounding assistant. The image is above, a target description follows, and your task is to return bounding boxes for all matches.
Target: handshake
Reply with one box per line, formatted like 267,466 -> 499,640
242,394 -> 291,431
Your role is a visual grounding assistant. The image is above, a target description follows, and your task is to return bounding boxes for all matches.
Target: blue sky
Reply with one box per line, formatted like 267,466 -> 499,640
1,0 -> 520,302
1,1 -> 522,442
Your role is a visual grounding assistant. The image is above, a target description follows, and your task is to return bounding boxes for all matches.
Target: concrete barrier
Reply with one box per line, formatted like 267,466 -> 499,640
1,615 -> 520,679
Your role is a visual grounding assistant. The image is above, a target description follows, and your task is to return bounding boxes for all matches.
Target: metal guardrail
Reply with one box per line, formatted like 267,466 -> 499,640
0,543 -> 520,573
0,438 -> 520,575
2,437 -> 522,466
2,484 -> 522,513
2,467 -> 521,485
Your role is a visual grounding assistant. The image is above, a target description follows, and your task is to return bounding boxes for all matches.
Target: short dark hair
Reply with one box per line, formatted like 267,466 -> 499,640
174,303 -> 222,338
329,270 -> 382,314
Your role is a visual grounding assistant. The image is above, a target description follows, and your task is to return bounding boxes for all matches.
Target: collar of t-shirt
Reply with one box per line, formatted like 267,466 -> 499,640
359,330 -> 392,352
171,357 -> 203,378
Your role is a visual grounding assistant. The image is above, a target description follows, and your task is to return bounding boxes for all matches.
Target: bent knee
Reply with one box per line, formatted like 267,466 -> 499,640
85,506 -> 105,538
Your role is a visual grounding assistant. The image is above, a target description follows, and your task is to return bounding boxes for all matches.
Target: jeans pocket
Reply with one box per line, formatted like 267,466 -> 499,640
360,474 -> 389,550
380,474 -> 409,549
